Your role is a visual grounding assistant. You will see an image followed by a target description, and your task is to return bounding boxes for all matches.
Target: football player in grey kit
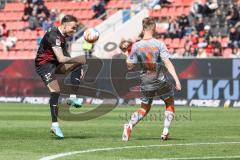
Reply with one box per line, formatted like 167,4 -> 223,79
122,17 -> 181,141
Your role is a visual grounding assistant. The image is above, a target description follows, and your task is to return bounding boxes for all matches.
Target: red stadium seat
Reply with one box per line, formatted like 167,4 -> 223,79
172,38 -> 181,48
164,38 -> 172,46
4,3 -> 24,12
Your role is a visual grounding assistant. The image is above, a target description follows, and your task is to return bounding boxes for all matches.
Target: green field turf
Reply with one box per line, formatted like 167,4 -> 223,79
0,103 -> 240,160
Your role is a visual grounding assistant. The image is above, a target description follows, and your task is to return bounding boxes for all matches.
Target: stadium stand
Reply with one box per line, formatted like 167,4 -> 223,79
0,0 -> 131,59
0,0 -> 239,59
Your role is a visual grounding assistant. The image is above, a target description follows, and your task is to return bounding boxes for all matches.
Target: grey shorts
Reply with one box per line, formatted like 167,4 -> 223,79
140,81 -> 174,105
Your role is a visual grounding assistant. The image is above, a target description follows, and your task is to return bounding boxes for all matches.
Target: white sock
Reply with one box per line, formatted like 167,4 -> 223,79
52,122 -> 59,127
163,111 -> 174,134
129,111 -> 145,127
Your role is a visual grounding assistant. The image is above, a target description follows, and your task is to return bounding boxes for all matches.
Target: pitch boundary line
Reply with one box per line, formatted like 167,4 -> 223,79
39,141 -> 240,160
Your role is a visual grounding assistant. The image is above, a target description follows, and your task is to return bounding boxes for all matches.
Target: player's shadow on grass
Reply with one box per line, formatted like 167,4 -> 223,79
135,137 -> 185,141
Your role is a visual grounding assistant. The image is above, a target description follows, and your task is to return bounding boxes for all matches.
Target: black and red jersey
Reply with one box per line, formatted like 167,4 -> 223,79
35,27 -> 70,67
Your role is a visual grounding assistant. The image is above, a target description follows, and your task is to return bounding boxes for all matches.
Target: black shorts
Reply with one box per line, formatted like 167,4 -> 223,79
35,63 -> 58,86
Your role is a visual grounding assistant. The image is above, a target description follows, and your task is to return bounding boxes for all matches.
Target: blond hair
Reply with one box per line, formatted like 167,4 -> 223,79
142,17 -> 156,31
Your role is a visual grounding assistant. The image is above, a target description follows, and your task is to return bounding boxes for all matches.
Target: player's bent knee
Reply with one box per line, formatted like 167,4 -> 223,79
47,80 -> 60,92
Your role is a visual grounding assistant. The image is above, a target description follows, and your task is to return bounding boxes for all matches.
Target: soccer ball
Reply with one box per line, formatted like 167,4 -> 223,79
83,28 -> 100,43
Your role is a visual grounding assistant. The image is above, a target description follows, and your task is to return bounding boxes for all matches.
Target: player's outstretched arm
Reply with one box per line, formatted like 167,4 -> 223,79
163,58 -> 181,91
52,46 -> 86,64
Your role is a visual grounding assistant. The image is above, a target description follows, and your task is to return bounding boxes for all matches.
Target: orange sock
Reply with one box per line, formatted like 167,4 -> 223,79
164,97 -> 175,113
163,97 -> 175,134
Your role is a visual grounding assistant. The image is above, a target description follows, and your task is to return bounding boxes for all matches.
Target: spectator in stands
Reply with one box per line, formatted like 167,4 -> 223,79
228,26 -> 240,48
1,23 -> 9,38
42,17 -> 53,31
202,0 -> 218,16
177,13 -> 190,37
183,46 -> 197,57
167,17 -> 181,38
195,17 -> 204,35
202,25 -> 213,43
27,10 -> 40,30
36,1 -> 50,27
197,37 -> 208,49
1,31 -> 17,52
210,36 -> 222,56
189,0 -> 204,22
49,9 -> 58,24
36,29 -> 42,46
226,5 -> 239,27
92,0 -> 106,20
22,2 -> 33,21
196,47 -> 207,57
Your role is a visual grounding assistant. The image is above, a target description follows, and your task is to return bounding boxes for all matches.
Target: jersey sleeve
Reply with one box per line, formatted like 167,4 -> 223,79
159,42 -> 170,60
48,31 -> 61,47
127,43 -> 138,64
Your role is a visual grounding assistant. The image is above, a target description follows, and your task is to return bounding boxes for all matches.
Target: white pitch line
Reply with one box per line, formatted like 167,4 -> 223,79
39,141 -> 240,160
121,155 -> 240,160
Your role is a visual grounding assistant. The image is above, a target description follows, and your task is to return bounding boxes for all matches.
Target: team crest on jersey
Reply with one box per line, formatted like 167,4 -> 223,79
56,39 -> 61,46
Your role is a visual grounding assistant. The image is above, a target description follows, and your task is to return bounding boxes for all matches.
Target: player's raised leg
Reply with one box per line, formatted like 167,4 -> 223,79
161,97 -> 175,140
122,99 -> 152,141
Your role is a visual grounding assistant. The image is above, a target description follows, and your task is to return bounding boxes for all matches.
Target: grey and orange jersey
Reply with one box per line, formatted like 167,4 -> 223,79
127,38 -> 170,64
127,38 -> 171,91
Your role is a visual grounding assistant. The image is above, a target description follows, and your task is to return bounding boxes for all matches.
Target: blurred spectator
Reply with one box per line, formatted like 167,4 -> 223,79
202,0 -> 218,16
36,2 -> 50,26
22,2 -> 33,21
197,37 -> 208,48
183,46 -> 197,57
195,17 -> 204,34
202,25 -> 213,43
1,31 -> 17,52
36,29 -> 42,46
42,18 -> 53,31
1,23 -> 9,38
49,9 -> 58,24
28,11 -> 40,30
177,14 -> 190,37
228,26 -> 240,48
82,39 -> 94,58
196,47 -> 207,57
210,36 -> 222,56
189,0 -> 204,20
92,0 -> 106,20
226,5 -> 239,27
167,17 -> 181,38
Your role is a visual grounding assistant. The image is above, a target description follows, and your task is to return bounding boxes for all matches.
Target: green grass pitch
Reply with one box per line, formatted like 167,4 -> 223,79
0,103 -> 240,160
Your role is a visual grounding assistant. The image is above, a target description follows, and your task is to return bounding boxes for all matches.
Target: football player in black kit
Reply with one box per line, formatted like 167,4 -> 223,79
35,15 -> 86,138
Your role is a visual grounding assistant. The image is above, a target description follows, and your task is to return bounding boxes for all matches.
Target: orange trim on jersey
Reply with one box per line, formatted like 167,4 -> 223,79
146,52 -> 153,63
